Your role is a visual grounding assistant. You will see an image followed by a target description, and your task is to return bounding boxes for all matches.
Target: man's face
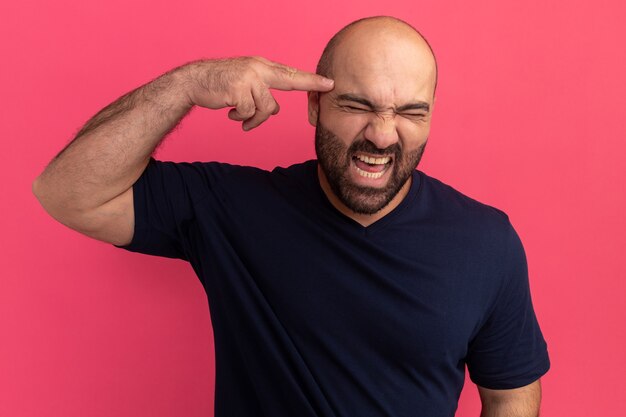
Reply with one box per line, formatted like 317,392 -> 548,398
309,31 -> 436,215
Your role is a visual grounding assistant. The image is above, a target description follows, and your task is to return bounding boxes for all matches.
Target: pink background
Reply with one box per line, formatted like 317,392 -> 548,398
2,0 -> 625,416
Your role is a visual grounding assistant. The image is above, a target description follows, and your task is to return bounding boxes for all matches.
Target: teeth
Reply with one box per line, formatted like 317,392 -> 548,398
356,155 -> 391,165
355,166 -> 385,179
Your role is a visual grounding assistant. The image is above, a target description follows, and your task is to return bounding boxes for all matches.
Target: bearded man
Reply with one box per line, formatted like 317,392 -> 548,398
33,16 -> 550,417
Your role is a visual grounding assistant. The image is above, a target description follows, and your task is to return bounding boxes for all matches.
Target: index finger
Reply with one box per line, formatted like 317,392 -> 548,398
265,64 -> 334,92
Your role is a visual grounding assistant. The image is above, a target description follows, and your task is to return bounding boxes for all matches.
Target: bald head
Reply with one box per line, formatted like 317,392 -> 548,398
316,16 -> 438,96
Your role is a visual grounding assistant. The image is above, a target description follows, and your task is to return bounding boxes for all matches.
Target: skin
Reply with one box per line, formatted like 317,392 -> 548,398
308,18 -> 436,226
479,380 -> 543,417
33,16 -> 543,415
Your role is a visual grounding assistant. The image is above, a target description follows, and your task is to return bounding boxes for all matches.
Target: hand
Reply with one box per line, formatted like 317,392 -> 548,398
182,56 -> 334,131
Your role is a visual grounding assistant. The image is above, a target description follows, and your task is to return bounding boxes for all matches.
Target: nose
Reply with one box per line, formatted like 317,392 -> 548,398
363,112 -> 399,150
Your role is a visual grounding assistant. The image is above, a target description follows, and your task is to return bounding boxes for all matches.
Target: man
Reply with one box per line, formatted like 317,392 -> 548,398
33,16 -> 549,417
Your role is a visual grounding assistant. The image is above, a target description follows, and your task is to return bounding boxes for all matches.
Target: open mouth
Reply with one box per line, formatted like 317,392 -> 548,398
352,154 -> 393,179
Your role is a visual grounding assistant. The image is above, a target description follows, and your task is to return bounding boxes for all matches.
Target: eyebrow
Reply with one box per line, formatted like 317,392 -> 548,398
336,93 -> 430,113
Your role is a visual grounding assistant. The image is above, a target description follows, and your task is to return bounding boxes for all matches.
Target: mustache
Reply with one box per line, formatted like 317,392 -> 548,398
348,139 -> 401,157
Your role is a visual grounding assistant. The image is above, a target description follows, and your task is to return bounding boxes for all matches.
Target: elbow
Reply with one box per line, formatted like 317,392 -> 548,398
32,176 -> 43,199
32,175 -> 75,224
32,175 -> 56,214
32,176 -> 47,209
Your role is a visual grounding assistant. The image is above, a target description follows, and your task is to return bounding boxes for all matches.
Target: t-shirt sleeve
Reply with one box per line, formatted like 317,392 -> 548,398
466,223 -> 550,389
113,157 -> 227,261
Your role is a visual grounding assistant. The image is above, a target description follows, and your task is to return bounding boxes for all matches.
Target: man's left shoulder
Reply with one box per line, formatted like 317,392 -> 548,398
416,170 -> 516,235
417,171 -> 509,222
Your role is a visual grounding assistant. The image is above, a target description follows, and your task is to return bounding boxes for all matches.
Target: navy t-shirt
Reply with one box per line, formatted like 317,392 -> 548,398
116,158 -> 549,417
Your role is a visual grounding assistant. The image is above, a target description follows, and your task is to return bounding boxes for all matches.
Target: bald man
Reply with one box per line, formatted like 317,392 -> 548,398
34,16 -> 549,417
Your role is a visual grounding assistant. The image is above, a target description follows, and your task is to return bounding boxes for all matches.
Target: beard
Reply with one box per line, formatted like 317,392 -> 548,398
315,121 -> 427,215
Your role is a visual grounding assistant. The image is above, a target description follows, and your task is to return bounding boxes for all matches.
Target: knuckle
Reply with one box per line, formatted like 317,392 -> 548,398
257,87 -> 275,107
240,110 -> 255,119
250,56 -> 273,71
244,57 -> 264,73
239,105 -> 256,117
281,66 -> 298,80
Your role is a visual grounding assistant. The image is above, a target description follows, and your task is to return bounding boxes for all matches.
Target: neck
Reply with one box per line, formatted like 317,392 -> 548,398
317,165 -> 412,227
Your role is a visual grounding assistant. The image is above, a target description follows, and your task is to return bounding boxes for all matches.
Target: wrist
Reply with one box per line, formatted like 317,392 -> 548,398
170,60 -> 210,108
167,65 -> 196,109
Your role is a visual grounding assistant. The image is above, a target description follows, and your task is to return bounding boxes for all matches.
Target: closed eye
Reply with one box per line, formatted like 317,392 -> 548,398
399,112 -> 427,120
342,105 -> 370,113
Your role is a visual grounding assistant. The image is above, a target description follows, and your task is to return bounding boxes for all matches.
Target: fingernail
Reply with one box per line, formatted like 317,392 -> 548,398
323,78 -> 334,86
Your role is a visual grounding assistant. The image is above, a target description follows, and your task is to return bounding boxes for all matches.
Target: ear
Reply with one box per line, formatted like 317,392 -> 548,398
307,91 -> 319,127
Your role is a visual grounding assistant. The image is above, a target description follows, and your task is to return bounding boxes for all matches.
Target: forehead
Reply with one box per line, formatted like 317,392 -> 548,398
331,67 -> 434,108
330,27 -> 436,106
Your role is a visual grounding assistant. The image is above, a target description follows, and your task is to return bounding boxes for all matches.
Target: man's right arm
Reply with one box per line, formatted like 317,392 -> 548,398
32,57 -> 334,246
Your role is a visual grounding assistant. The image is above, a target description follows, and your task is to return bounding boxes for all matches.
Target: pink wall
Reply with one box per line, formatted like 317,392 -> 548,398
2,0 -> 625,416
